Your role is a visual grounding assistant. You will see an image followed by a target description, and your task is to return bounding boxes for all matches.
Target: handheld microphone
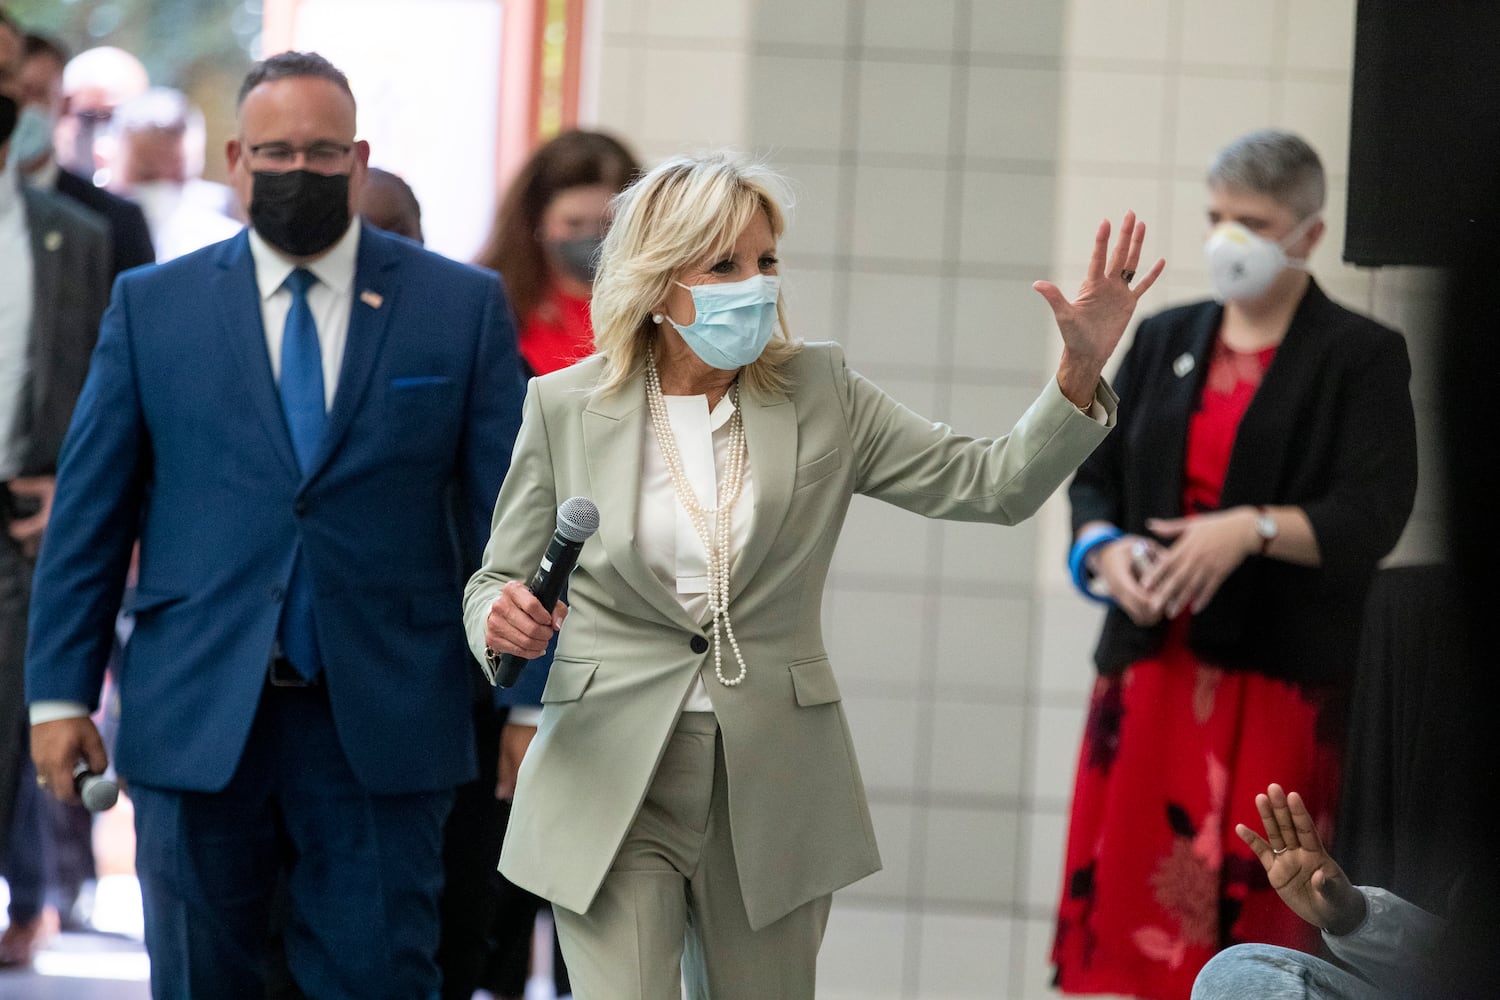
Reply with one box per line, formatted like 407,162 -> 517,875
494,496 -> 600,689
72,762 -> 119,812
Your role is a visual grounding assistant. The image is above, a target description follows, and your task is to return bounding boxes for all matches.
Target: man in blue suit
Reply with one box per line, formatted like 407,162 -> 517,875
24,51 -> 525,999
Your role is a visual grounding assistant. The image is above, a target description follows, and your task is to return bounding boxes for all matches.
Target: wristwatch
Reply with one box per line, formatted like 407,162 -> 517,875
1254,506 -> 1278,555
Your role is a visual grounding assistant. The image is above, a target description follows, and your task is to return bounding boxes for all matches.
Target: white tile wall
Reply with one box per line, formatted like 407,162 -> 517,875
577,0 -> 1435,995
1178,0 -> 1278,70
966,67 -> 1063,163
857,61 -> 957,158
926,700 -> 1027,799
922,805 -> 1020,906
862,0 -> 961,55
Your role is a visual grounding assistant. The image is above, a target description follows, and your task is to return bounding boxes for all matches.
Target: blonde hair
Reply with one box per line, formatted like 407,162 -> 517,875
589,151 -> 801,397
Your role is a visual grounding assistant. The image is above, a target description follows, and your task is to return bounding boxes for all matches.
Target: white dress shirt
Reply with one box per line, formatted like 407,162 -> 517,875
29,221 -> 362,727
0,162 -> 36,481
250,222 -> 359,409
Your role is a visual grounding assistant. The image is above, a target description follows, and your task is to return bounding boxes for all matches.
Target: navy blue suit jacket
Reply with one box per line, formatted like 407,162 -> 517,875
25,224 -> 525,795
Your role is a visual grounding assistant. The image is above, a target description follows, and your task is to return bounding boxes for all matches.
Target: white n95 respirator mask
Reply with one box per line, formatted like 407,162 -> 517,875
1203,214 -> 1319,303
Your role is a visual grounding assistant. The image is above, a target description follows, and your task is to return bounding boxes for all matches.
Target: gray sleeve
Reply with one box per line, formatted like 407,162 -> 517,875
1323,886 -> 1444,991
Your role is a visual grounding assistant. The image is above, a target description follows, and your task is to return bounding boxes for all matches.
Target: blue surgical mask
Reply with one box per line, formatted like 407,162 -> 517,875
8,105 -> 55,171
666,274 -> 781,370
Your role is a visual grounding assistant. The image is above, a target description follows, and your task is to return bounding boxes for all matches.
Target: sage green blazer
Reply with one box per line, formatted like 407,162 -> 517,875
463,342 -> 1115,930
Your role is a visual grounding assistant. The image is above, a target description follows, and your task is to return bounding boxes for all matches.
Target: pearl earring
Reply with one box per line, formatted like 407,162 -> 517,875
652,313 -> 664,323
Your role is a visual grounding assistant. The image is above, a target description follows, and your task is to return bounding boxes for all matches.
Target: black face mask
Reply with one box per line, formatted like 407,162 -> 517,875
549,235 -> 604,284
249,169 -> 351,257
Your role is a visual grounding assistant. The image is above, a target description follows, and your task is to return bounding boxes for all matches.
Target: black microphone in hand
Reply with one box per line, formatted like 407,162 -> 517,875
495,496 -> 600,689
72,761 -> 119,812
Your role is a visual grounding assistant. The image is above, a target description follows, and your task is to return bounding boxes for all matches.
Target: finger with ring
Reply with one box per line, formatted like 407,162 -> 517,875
1121,269 -> 1136,284
1272,846 -> 1288,856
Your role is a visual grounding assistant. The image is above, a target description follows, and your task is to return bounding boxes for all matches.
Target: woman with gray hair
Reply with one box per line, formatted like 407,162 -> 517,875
465,149 -> 1161,998
1051,129 -> 1418,1000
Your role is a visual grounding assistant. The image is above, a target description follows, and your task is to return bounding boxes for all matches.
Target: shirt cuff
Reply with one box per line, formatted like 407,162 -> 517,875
30,700 -> 91,726
507,706 -> 543,727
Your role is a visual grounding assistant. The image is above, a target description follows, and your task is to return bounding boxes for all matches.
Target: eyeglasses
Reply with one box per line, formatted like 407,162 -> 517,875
248,142 -> 353,170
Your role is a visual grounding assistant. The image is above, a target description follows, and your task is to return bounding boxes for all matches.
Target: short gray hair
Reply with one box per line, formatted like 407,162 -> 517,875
1208,129 -> 1325,221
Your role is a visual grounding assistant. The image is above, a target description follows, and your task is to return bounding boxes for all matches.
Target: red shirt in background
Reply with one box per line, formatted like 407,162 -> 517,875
517,287 -> 594,376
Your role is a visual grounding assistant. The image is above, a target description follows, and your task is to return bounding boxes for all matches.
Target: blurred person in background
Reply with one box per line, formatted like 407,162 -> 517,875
0,85 -> 112,968
4,18 -> 151,945
1051,129 -> 1418,1000
53,43 -> 145,182
475,129 -> 639,379
105,85 -> 241,261
358,166 -> 421,244
9,28 -> 154,275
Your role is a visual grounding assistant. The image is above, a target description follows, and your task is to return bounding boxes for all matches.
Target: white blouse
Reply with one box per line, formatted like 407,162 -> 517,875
637,390 -> 756,712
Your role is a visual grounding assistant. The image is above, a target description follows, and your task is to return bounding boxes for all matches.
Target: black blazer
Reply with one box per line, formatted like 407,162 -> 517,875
1070,280 -> 1418,686
54,167 -> 156,275
15,186 -> 113,476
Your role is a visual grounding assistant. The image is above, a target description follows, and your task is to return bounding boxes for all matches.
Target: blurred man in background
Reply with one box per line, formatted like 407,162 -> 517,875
13,30 -> 154,275
106,86 -> 240,260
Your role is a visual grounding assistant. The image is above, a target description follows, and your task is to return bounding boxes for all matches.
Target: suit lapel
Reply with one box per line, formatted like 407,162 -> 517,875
213,233 -> 300,479
583,375 -> 702,632
731,382 -> 795,601
304,224 -> 397,481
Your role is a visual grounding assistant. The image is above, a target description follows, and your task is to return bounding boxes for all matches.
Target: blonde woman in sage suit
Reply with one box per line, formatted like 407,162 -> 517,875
464,151 -> 1163,999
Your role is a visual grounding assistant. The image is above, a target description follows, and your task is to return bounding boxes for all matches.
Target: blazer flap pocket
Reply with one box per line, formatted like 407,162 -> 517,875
789,656 -> 841,706
121,588 -> 187,615
793,448 -> 844,491
541,656 -> 601,703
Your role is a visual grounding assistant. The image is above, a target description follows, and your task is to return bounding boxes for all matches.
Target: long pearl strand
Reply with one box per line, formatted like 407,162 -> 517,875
645,356 -> 750,686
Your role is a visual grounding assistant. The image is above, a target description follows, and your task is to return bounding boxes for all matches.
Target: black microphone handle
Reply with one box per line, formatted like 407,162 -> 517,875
496,535 -> 585,689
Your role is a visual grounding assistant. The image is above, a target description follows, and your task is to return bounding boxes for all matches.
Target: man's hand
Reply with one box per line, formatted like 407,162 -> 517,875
31,717 -> 108,805
5,476 -> 56,559
495,722 -> 537,801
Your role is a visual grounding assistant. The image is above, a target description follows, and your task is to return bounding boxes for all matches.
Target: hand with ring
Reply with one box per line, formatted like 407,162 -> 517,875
1032,210 -> 1166,410
1236,782 -> 1367,935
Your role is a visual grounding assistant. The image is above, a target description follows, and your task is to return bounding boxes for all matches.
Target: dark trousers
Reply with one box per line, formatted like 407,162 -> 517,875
0,534 -> 33,865
437,697 -> 569,1000
131,683 -> 453,1000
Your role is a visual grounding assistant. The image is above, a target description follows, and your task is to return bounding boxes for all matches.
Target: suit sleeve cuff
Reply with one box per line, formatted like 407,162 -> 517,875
30,700 -> 92,726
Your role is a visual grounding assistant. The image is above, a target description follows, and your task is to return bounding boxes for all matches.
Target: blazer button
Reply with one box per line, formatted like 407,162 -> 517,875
689,635 -> 708,654
293,499 -> 307,517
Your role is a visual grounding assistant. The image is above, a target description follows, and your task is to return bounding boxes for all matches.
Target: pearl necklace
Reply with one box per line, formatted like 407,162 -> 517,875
645,357 -> 750,686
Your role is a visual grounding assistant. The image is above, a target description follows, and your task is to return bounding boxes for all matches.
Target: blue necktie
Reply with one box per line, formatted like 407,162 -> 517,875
280,268 -> 326,472
277,268 -> 325,680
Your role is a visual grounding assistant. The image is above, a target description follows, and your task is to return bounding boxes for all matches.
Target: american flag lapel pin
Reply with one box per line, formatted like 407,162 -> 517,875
360,290 -> 383,309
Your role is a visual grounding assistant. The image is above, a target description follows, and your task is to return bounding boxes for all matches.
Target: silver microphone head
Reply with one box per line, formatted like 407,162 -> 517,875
72,763 -> 120,812
556,496 -> 601,544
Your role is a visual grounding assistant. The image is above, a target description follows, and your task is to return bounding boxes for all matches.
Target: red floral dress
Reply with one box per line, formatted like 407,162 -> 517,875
1050,337 -> 1344,1000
